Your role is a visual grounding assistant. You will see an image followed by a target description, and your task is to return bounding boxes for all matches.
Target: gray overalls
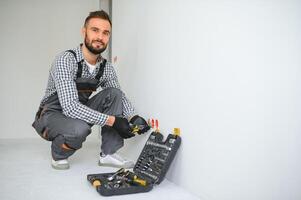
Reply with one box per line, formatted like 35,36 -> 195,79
32,50 -> 124,160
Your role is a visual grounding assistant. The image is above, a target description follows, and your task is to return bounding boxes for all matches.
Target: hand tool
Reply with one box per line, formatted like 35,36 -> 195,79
91,177 -> 102,188
155,119 -> 159,132
139,170 -> 158,181
173,128 -> 181,137
151,118 -> 155,129
125,173 -> 147,186
107,168 -> 125,181
130,124 -> 147,134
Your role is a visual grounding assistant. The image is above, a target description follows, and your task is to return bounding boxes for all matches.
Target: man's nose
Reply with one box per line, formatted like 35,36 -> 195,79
97,32 -> 106,41
96,34 -> 103,42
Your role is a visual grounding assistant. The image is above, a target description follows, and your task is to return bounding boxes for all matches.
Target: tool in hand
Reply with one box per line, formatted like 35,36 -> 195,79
129,115 -> 150,134
130,124 -> 147,134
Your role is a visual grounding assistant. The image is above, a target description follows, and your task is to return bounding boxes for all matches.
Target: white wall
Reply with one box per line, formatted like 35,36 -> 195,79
0,0 -> 100,138
99,0 -> 111,61
111,0 -> 301,199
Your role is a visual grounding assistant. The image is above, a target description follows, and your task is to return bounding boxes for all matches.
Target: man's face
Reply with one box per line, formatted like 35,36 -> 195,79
83,18 -> 111,55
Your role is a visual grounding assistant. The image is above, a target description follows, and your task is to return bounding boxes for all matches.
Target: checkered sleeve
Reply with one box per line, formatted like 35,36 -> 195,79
51,52 -> 109,126
101,62 -> 136,118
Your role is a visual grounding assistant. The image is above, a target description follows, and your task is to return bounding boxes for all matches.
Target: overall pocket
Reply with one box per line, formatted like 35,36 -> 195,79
32,107 -> 52,141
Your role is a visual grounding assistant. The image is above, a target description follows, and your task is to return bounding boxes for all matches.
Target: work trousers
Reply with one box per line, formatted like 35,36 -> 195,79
33,88 -> 124,160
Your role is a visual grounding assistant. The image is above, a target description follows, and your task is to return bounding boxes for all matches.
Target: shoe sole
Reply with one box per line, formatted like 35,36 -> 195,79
51,163 -> 70,170
98,160 -> 134,169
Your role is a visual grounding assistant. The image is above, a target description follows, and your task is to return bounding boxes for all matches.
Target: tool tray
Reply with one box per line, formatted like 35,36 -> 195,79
87,131 -> 181,196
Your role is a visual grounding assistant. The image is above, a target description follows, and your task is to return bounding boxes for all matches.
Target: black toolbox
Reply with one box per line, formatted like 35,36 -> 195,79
87,130 -> 181,196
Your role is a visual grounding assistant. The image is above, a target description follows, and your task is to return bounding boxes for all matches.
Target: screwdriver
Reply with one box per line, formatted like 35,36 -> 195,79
126,172 -> 147,186
173,128 -> 180,137
91,178 -> 102,187
107,168 -> 125,181
155,119 -> 159,132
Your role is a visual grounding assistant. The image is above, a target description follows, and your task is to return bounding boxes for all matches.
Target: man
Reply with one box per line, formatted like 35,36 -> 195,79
32,10 -> 149,170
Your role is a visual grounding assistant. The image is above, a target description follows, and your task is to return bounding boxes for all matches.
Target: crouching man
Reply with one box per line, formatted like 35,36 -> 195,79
32,10 -> 149,170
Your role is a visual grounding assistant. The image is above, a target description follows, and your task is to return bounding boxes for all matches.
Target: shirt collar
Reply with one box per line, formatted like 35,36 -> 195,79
75,44 -> 106,74
76,44 -> 103,64
74,45 -> 84,62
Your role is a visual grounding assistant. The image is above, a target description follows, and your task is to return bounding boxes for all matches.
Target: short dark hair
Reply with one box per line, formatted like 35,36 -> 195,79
84,10 -> 112,27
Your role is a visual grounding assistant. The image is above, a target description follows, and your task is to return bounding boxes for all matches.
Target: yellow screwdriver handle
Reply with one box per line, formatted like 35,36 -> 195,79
133,178 -> 146,186
131,125 -> 140,134
173,128 -> 180,136
92,179 -> 101,187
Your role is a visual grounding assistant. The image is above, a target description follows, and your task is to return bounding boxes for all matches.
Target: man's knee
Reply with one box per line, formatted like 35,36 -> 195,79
74,121 -> 91,138
65,121 -> 91,149
87,87 -> 123,115
104,87 -> 122,98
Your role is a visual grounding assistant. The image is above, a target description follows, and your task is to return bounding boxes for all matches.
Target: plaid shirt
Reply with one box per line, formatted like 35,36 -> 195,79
40,45 -> 136,126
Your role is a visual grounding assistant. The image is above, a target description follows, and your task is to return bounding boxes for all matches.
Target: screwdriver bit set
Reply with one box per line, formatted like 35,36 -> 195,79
87,127 -> 181,196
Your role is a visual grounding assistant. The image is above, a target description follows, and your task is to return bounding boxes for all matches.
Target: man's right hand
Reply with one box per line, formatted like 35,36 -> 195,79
111,116 -> 135,139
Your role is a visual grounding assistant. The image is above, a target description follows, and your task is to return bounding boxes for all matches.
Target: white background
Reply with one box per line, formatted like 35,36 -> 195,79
111,0 -> 301,199
0,0 -> 301,199
0,0 -> 101,138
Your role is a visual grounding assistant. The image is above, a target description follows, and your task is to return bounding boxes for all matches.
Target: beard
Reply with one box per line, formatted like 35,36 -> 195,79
84,34 -> 107,55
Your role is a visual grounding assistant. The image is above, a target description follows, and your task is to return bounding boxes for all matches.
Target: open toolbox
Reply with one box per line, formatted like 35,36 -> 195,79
87,129 -> 181,196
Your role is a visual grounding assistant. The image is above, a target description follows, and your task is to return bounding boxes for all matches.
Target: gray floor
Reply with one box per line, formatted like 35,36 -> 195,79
0,138 -> 200,200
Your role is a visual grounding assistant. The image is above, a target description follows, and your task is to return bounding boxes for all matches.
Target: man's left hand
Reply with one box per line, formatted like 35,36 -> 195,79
129,115 -> 150,134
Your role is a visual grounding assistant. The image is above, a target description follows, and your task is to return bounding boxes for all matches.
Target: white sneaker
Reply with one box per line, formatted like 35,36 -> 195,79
98,153 -> 135,169
51,158 -> 70,170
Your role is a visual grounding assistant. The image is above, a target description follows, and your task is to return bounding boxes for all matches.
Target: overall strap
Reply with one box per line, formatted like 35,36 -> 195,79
95,59 -> 107,80
66,50 -> 83,78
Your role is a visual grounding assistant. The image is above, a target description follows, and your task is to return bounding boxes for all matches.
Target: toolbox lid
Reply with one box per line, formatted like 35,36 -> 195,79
133,132 -> 181,185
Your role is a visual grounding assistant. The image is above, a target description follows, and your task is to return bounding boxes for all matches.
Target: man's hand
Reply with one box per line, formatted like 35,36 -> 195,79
105,116 -> 115,126
129,115 -> 150,134
111,116 -> 135,139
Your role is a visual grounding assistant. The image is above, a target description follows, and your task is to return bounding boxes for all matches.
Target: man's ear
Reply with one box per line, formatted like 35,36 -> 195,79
81,27 -> 86,38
